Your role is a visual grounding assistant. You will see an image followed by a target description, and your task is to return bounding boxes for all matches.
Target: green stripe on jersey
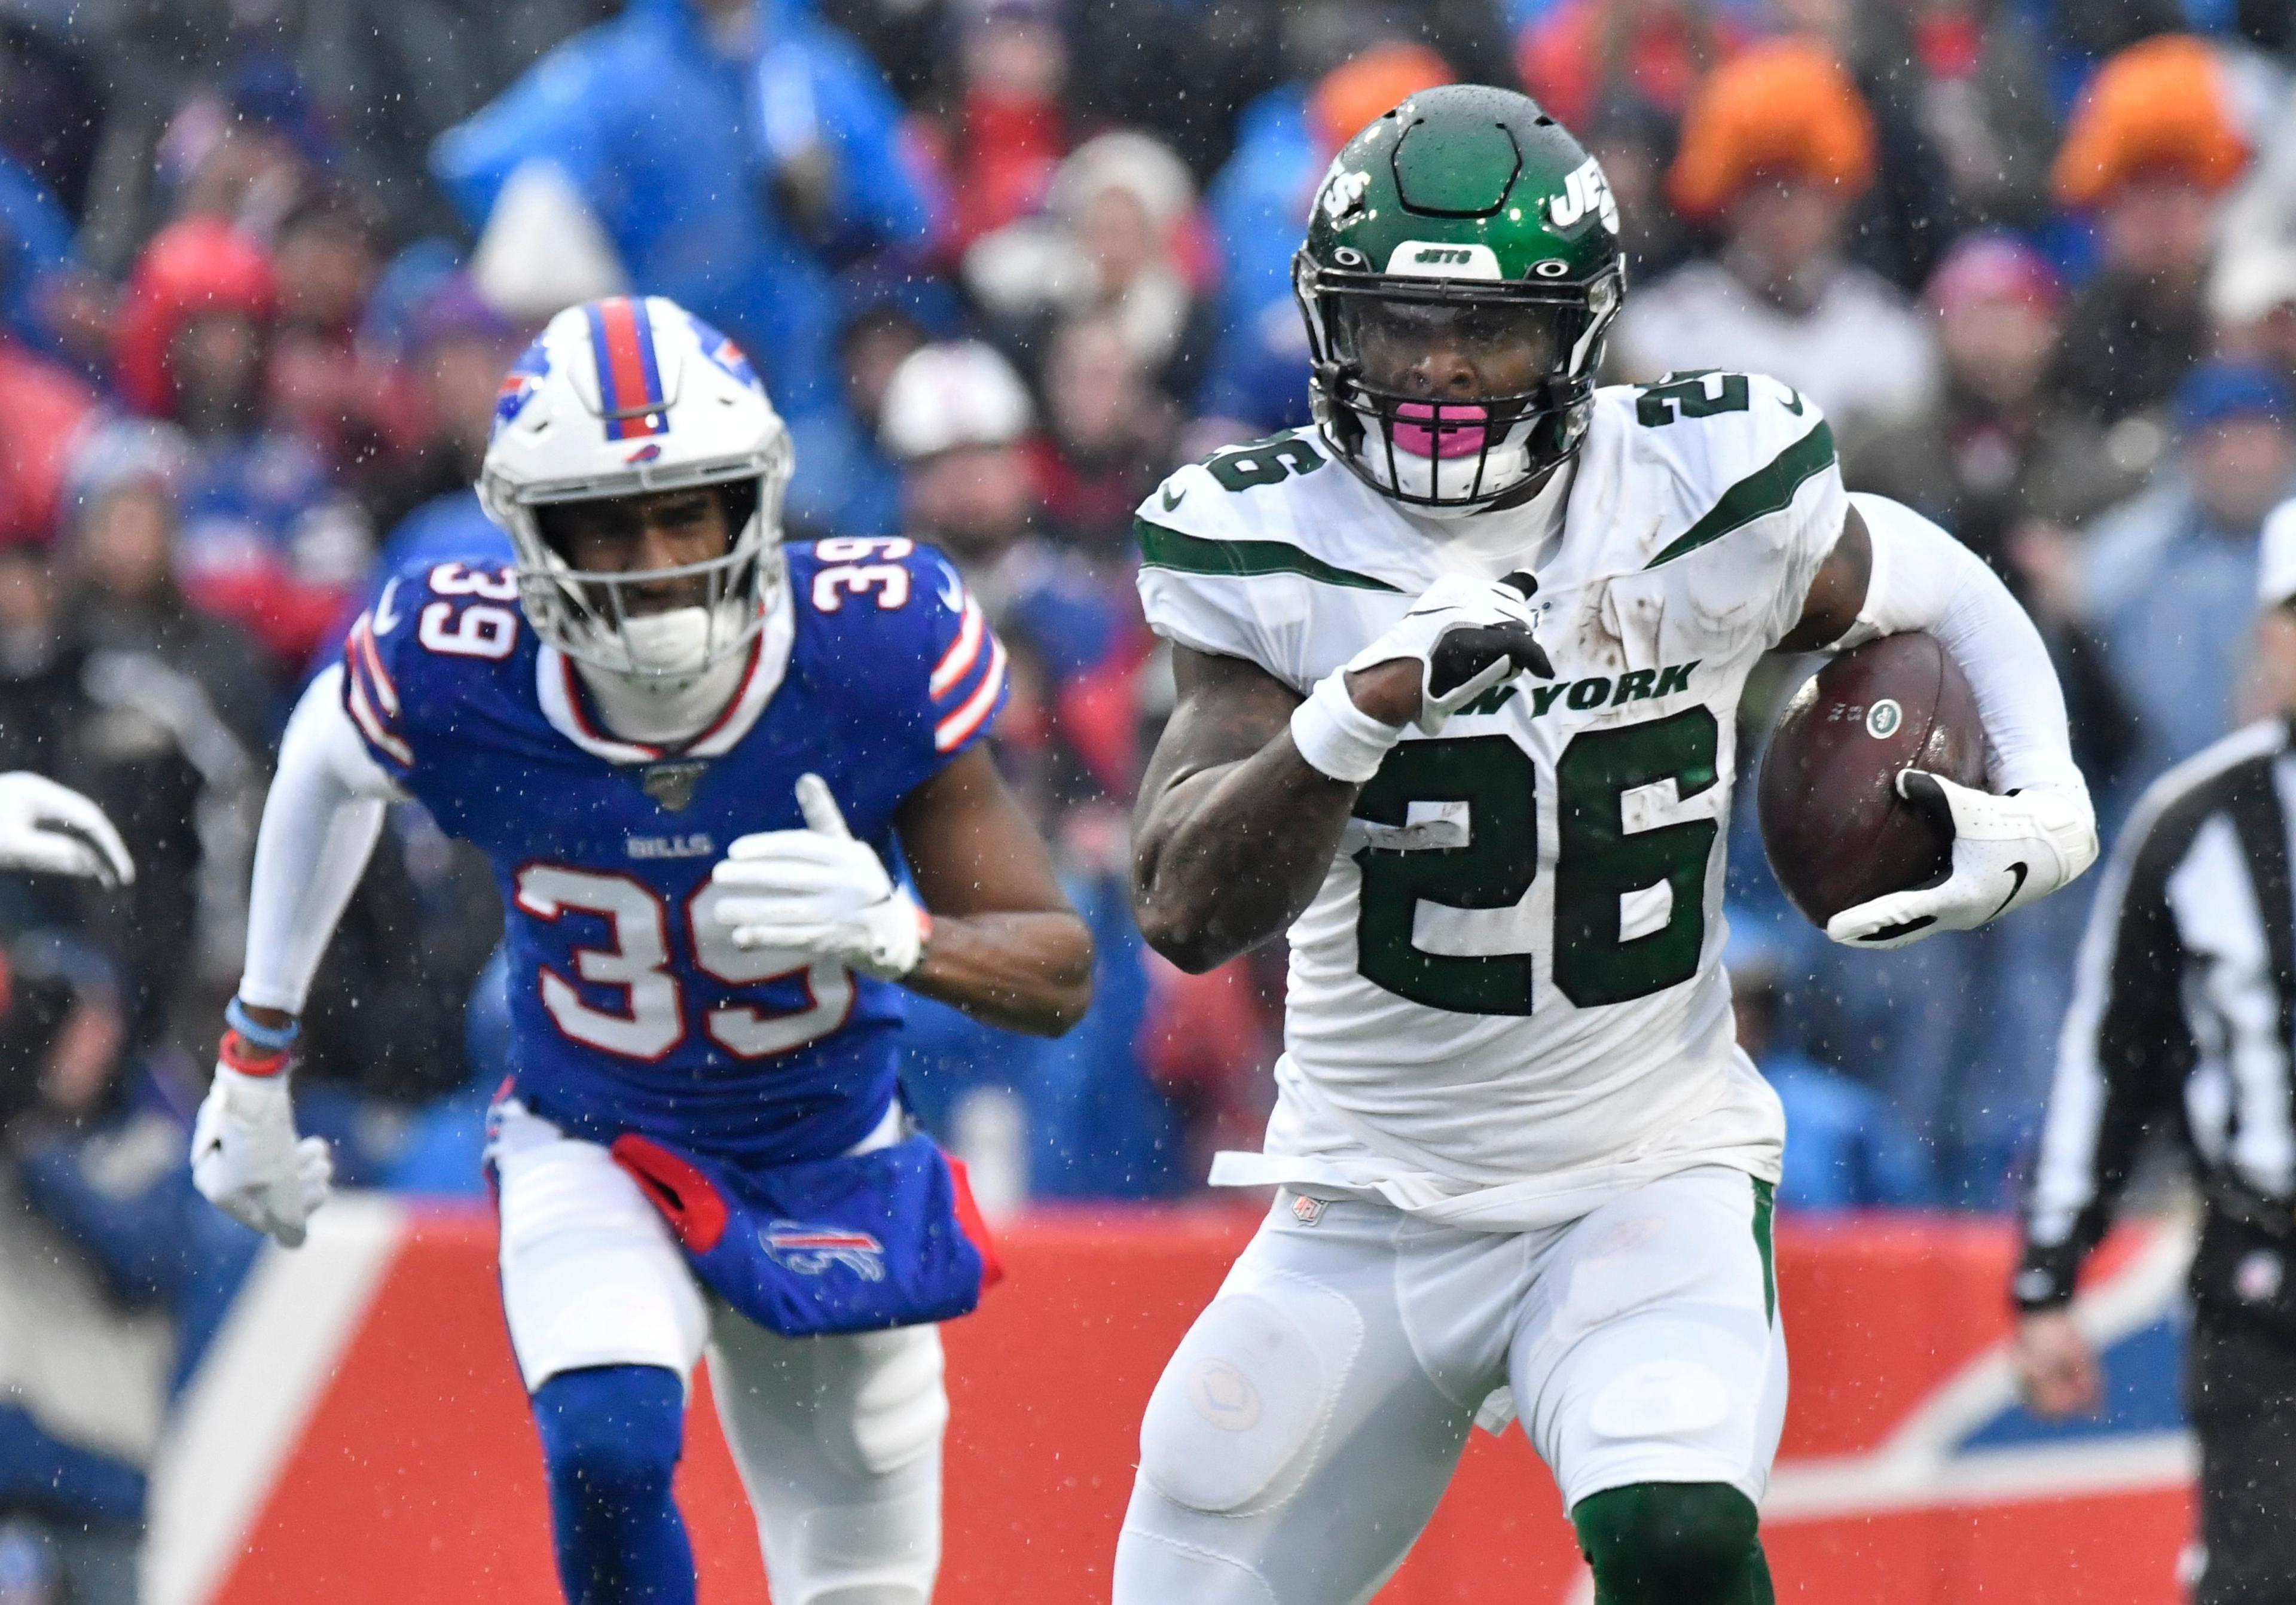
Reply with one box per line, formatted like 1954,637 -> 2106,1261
1644,420 -> 1837,569
1752,1177 -> 1776,1326
1134,517 -> 1403,593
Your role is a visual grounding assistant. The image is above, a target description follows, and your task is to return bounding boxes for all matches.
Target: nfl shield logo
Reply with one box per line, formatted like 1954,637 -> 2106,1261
640,761 -> 710,811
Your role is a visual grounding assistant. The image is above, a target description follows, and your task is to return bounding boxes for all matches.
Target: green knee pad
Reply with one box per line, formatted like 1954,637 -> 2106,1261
1571,1482 -> 1775,1605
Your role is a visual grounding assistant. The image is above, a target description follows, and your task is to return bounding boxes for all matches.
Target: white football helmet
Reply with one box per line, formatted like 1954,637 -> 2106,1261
479,295 -> 795,682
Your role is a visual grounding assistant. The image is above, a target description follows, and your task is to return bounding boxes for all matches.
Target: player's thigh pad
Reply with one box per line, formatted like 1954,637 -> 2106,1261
1514,1166 -> 1786,1509
709,1315 -> 945,1605
1118,1199 -> 1488,1605
1135,1256 -> 1367,1516
491,1102 -> 710,1394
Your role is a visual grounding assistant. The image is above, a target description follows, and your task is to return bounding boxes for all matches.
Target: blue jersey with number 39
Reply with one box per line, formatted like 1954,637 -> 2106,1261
339,538 -> 1008,1168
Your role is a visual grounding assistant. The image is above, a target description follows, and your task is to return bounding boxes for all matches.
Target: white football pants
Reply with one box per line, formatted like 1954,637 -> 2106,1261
490,1101 -> 945,1605
1113,1165 -> 1787,1605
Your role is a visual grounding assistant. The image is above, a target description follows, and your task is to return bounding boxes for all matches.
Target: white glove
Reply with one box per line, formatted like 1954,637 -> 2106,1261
712,774 -> 926,980
192,1063 -> 334,1248
1345,570 -> 1552,736
0,773 -> 134,886
1825,771 -> 2099,949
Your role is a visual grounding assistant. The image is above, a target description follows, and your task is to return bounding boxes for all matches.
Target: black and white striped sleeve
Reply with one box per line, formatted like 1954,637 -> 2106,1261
2014,787 -> 2204,1310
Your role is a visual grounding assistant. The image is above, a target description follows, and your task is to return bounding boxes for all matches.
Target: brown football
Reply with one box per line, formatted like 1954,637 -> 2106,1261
1757,633 -> 1987,927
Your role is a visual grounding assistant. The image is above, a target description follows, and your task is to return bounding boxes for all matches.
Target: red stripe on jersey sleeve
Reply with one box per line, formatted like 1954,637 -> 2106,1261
929,600 -> 986,700
933,634 -> 1007,752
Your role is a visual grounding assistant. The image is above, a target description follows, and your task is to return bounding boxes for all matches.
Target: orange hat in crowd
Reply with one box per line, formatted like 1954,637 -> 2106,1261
113,218 -> 277,419
2052,34 -> 2248,209
1308,42 -> 1454,154
1668,38 -> 1876,219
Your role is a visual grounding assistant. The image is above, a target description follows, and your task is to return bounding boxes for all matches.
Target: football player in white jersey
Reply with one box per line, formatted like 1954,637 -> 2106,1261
1115,86 -> 2100,1604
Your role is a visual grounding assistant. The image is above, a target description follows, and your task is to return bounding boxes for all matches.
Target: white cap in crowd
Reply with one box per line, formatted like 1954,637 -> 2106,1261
1047,130 -> 1197,236
2259,497 -> 2296,609
2212,245 -> 2296,330
878,340 -> 1034,462
471,160 -> 630,321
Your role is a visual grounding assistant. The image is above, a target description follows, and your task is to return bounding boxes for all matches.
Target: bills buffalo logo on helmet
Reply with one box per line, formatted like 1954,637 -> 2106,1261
763,1222 -> 887,1282
690,314 -> 762,392
493,343 -> 553,437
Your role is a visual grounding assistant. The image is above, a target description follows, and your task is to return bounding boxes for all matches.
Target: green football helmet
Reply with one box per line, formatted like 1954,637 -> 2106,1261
1294,84 -> 1625,515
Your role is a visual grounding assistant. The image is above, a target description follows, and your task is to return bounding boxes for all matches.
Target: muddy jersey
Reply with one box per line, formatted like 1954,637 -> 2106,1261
1135,373 -> 1845,1228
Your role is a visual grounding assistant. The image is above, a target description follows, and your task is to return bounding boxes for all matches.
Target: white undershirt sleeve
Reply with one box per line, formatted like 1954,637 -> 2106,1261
236,665 -> 406,1014
1835,491 -> 2086,798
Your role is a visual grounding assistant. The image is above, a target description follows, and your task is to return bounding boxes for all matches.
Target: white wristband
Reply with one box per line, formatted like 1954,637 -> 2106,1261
1289,671 -> 1403,784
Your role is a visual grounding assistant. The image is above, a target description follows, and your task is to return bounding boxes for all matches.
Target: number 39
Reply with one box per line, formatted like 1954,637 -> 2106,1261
810,538 -> 917,613
514,865 -> 852,1061
417,562 -> 522,658
419,602 -> 519,659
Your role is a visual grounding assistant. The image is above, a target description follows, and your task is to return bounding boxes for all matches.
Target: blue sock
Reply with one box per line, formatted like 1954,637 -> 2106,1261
531,1365 -> 695,1605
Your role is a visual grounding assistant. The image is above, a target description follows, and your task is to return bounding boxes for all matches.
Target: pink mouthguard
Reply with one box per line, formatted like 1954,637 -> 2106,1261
1391,401 -> 1492,460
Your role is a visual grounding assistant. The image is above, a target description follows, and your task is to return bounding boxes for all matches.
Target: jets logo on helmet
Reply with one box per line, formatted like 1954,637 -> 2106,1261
1293,85 -> 1626,514
478,295 -> 795,685
1548,157 -> 1620,234
1319,166 -> 1372,224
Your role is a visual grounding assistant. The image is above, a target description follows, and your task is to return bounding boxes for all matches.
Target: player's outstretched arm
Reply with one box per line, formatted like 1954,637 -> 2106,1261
1132,574 -> 1552,975
195,667 -> 399,1247
1780,496 -> 2099,947
713,751 -> 1094,1037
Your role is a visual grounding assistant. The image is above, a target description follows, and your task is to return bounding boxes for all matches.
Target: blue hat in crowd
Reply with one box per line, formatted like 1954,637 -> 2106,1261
2174,361 -> 2294,437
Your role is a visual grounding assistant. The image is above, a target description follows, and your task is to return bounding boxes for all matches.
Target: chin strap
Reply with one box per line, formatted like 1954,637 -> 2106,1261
576,600 -> 784,749
577,654 -> 753,747
579,579 -> 792,750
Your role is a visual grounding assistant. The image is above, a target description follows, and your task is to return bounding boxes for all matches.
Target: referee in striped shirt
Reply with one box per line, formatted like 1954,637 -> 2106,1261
2015,500 -> 2296,1605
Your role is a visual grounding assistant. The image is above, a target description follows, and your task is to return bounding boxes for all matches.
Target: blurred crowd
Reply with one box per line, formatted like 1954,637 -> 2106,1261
3,0 -> 2296,1590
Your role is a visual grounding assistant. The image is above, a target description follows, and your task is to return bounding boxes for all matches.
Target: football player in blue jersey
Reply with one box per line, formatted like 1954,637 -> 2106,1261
188,295 -> 1093,1605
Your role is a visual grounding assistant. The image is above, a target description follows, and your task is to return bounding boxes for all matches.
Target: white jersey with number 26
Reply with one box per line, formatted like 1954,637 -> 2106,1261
1134,373 -> 1846,1230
